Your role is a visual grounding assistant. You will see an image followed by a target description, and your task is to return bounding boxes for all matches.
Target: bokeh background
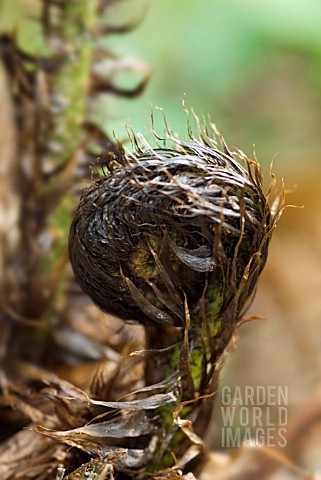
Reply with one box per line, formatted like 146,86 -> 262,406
105,0 -> 321,177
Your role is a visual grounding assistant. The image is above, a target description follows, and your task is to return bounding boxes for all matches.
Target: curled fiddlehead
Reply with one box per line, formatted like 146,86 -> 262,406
70,120 -> 271,333
68,116 -> 276,475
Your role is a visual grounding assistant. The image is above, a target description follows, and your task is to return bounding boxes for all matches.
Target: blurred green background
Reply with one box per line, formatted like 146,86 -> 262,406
3,0 -> 320,178
105,0 -> 321,179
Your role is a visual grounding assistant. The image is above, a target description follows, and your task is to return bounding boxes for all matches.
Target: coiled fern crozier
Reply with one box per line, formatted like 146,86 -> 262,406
68,118 -> 277,477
